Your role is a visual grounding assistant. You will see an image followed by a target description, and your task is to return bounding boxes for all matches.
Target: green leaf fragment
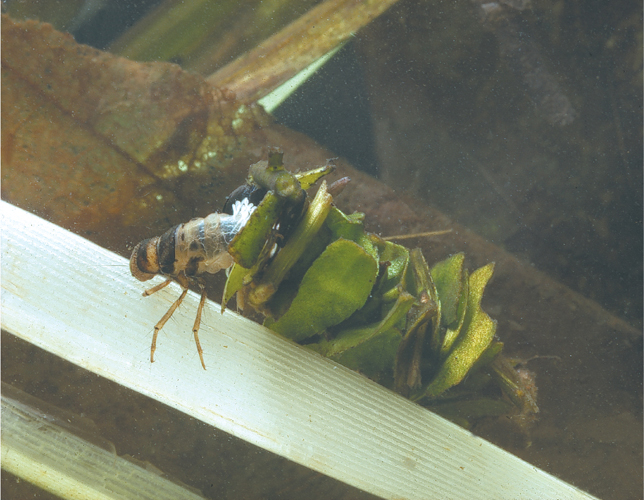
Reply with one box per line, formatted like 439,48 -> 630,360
439,269 -> 469,359
250,182 -> 333,306
325,207 -> 377,260
221,263 -> 247,311
261,228 -> 331,319
470,340 -> 503,374
377,241 -> 410,301
422,262 -> 497,399
309,291 -> 414,379
408,248 -> 441,353
331,327 -> 402,379
430,253 -> 465,327
268,238 -> 378,342
295,164 -> 335,190
312,289 -> 414,357
227,193 -> 284,269
463,262 -> 495,330
423,309 -> 497,399
440,327 -> 462,361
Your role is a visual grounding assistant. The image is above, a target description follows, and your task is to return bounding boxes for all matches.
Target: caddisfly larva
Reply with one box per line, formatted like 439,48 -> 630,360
130,198 -> 256,369
131,148 -> 334,369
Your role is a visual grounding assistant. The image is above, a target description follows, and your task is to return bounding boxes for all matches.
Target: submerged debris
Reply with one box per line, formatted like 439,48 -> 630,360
477,1 -> 576,126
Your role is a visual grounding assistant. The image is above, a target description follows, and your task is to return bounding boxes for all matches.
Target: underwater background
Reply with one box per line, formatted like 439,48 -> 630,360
2,1 -> 641,499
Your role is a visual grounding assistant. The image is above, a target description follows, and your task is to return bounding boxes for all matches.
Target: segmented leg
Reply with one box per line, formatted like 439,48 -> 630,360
143,277 -> 208,368
192,283 -> 208,370
143,278 -> 173,297
149,286 -> 189,364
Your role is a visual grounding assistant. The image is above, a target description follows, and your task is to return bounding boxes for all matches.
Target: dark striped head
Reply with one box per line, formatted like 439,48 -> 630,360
130,237 -> 160,282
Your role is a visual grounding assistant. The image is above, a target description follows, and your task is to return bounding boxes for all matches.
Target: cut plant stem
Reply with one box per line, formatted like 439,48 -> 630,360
249,181 -> 333,305
382,229 -> 453,241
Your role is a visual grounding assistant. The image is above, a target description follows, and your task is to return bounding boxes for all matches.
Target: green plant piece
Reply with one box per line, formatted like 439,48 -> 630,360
247,181 -> 333,308
439,273 -> 468,360
228,194 -> 284,269
295,165 -> 336,189
325,207 -> 377,260
308,302 -> 408,379
419,264 -> 497,400
434,255 -> 469,359
222,263 -> 248,311
463,262 -> 495,332
249,150 -> 304,204
310,290 -> 415,358
430,252 -> 465,326
376,240 -> 411,301
471,341 -> 504,373
421,309 -> 496,399
267,239 -> 378,341
408,248 -> 441,353
221,154 -> 535,426
331,327 -> 402,380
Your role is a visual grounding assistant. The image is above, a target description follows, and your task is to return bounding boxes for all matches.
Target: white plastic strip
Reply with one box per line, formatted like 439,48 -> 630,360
2,390 -> 205,500
1,201 -> 598,500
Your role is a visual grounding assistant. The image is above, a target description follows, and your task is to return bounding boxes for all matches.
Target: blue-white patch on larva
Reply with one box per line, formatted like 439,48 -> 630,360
220,198 -> 257,244
232,198 -> 257,223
